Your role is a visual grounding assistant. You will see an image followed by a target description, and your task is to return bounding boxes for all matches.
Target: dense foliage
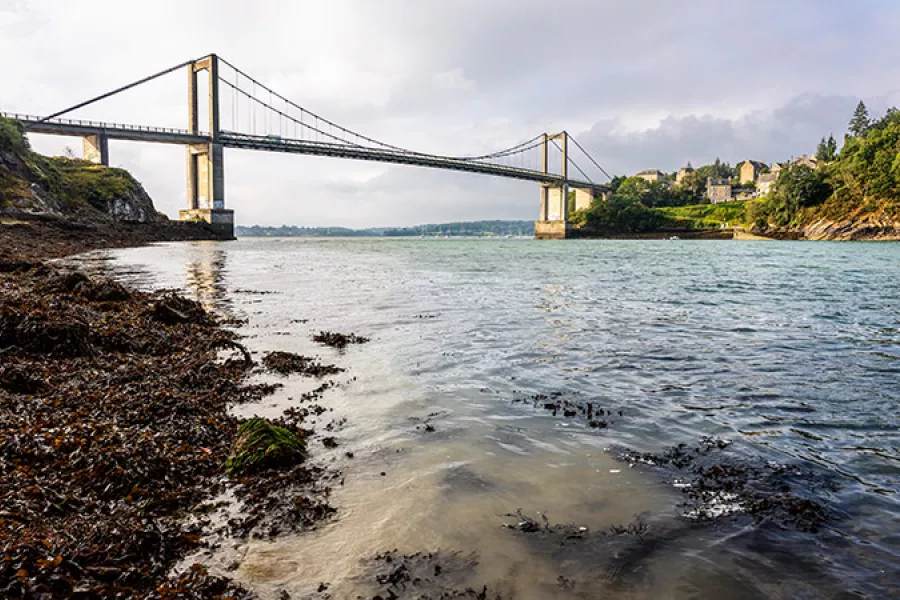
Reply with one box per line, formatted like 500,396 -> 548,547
751,103 -> 900,227
816,135 -> 838,163
748,165 -> 831,227
574,165 -> 731,234
572,194 -> 663,233
0,117 -> 30,154
830,106 -> 900,207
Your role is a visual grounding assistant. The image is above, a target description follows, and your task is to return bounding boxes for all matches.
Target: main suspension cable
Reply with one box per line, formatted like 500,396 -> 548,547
33,58 -> 201,126
569,135 -> 612,181
217,55 -> 544,162
551,139 -> 593,183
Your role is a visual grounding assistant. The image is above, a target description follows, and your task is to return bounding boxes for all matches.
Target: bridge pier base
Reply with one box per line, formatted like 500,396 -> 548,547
535,220 -> 573,239
536,183 -> 573,239
179,208 -> 235,239
83,133 -> 109,166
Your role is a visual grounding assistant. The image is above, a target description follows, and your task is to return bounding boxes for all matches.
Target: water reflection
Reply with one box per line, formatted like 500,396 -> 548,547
183,241 -> 232,314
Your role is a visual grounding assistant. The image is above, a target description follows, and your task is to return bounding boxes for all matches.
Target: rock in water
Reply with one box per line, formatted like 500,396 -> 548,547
225,417 -> 306,475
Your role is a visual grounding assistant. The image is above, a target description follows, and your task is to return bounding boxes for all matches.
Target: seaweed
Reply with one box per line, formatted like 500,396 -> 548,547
225,417 -> 307,475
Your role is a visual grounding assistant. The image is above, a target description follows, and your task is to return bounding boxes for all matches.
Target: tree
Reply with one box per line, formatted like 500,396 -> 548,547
826,134 -> 838,160
608,175 -> 628,193
816,137 -> 829,163
582,194 -> 663,233
849,101 -> 871,137
817,135 -> 838,163
776,164 -> 831,208
677,170 -> 706,198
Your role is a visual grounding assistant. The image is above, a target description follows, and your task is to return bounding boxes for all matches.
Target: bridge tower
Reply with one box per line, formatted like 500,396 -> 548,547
179,54 -> 234,238
535,132 -> 572,239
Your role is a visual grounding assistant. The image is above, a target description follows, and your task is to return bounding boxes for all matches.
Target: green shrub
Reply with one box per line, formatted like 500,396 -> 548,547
0,117 -> 30,154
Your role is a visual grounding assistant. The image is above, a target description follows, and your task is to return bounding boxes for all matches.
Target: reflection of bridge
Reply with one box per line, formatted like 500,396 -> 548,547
4,54 -> 610,239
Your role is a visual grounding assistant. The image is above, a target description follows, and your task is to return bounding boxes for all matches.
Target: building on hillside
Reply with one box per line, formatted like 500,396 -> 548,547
706,178 -> 733,203
675,163 -> 695,185
733,187 -> 757,201
739,160 -> 768,184
793,154 -> 818,169
757,172 -> 778,196
635,169 -> 664,183
770,162 -> 785,177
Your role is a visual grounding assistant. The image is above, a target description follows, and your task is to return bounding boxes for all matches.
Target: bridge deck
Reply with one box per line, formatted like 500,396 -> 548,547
3,112 -> 210,145
2,112 -> 606,190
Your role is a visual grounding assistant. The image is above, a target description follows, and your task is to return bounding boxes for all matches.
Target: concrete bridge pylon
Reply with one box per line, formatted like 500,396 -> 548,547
535,131 -> 608,239
535,132 -> 572,239
178,54 -> 234,238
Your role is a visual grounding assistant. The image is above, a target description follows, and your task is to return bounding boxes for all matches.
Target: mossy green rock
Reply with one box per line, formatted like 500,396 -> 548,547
225,417 -> 306,475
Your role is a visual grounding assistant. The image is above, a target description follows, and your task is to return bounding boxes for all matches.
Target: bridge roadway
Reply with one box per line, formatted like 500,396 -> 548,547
2,112 -> 606,190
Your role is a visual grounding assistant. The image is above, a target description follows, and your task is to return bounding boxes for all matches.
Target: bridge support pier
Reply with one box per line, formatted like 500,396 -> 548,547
82,133 -> 109,166
180,142 -> 233,238
535,183 -> 572,239
179,206 -> 235,238
535,132 -> 575,239
179,54 -> 233,239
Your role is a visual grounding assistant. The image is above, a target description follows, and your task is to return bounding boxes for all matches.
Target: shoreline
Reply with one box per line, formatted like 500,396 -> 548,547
0,220 -> 337,597
0,214 -> 232,263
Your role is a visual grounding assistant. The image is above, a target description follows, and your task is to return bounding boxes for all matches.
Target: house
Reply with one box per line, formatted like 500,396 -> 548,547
675,163 -> 695,185
635,169 -> 664,183
793,154 -> 818,169
770,162 -> 784,177
739,160 -> 768,184
733,187 -> 757,201
706,177 -> 733,203
757,172 -> 778,196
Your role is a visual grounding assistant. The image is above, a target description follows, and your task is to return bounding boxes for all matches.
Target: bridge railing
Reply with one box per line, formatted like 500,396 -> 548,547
0,111 -> 208,137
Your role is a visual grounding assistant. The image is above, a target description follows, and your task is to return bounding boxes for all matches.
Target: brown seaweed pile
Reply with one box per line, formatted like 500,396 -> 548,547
263,350 -> 345,377
357,551 -> 504,599
312,330 -> 370,350
613,439 -> 835,532
512,391 -> 624,429
0,262 -> 333,597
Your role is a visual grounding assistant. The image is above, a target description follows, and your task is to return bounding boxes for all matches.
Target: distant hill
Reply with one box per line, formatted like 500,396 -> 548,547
236,220 -> 535,238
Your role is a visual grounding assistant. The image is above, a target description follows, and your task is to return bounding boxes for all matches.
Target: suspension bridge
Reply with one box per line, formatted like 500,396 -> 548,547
3,54 -> 611,239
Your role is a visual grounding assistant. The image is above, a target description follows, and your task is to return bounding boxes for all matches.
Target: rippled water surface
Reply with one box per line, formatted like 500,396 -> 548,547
85,238 -> 899,598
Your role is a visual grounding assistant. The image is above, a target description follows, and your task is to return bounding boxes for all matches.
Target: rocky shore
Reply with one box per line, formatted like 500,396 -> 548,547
0,223 -> 340,598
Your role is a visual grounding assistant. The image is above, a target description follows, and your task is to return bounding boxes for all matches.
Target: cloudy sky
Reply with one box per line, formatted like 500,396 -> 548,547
3,0 -> 899,227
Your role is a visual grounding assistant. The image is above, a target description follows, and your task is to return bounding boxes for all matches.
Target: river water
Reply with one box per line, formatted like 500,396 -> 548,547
79,238 -> 899,598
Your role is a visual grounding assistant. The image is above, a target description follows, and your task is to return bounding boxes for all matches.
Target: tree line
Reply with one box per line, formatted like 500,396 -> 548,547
750,101 -> 900,228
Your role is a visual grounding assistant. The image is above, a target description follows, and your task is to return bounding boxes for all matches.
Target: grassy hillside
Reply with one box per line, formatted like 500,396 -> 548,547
657,201 -> 748,229
1,115 -> 149,218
